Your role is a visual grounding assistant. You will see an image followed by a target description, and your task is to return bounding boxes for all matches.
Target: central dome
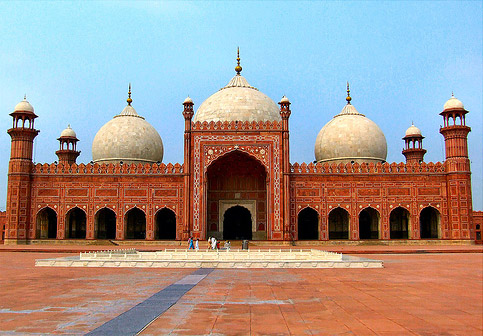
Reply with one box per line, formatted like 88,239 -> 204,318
193,74 -> 281,123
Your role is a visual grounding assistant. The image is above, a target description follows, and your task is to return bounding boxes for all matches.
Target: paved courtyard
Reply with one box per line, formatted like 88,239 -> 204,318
0,250 -> 481,335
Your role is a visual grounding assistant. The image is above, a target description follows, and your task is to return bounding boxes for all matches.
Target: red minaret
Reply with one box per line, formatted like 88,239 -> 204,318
279,96 -> 292,240
6,96 -> 39,244
182,96 -> 194,240
439,94 -> 472,239
55,125 -> 80,165
402,123 -> 426,164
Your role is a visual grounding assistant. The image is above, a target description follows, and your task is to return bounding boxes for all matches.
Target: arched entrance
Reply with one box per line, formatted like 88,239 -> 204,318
66,207 -> 86,239
329,207 -> 350,239
37,207 -> 57,239
298,207 -> 319,240
125,208 -> 146,239
155,208 -> 176,240
390,207 -> 410,239
420,207 -> 440,239
206,151 -> 267,240
359,207 -> 380,239
223,205 -> 252,240
95,208 -> 116,239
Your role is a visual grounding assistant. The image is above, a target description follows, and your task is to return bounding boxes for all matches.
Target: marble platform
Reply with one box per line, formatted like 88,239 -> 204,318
35,248 -> 383,268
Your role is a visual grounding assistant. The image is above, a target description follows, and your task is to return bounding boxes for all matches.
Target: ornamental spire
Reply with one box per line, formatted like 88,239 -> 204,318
127,83 -> 132,106
235,47 -> 242,75
346,82 -> 352,104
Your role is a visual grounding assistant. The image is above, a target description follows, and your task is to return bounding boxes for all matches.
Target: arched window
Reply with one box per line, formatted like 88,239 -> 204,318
298,207 -> 319,240
329,207 -> 350,239
155,208 -> 176,240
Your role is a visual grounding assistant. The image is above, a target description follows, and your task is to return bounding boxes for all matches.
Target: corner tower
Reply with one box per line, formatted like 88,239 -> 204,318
439,94 -> 472,239
402,124 -> 426,164
56,125 -> 80,165
6,96 -> 39,244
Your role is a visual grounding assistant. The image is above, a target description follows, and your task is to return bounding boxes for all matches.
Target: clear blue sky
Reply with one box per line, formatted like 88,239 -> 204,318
1,1 -> 482,210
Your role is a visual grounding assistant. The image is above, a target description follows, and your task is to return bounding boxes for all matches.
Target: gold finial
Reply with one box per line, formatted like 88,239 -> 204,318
346,82 -> 352,104
127,83 -> 132,105
24,94 -> 27,100
451,91 -> 454,97
235,47 -> 242,75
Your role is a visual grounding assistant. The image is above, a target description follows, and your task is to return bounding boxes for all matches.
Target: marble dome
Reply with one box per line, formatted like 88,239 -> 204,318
405,124 -> 422,137
60,125 -> 77,138
193,74 -> 281,123
14,96 -> 34,113
314,97 -> 387,164
443,94 -> 464,110
92,99 -> 163,165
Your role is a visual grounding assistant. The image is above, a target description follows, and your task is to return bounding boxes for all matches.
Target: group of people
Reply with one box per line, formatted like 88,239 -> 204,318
187,237 -> 199,250
187,236 -> 231,250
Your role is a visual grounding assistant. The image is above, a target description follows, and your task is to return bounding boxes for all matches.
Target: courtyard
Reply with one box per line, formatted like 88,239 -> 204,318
0,246 -> 481,335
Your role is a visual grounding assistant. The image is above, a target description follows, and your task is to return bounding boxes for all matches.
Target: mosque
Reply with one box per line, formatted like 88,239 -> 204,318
3,53 -> 481,244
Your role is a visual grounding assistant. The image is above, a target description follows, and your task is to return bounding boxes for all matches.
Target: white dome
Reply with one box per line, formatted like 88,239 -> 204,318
92,104 -> 163,164
14,97 -> 34,113
193,74 -> 281,123
405,124 -> 422,137
183,96 -> 193,104
60,125 -> 77,138
443,95 -> 464,110
315,103 -> 387,164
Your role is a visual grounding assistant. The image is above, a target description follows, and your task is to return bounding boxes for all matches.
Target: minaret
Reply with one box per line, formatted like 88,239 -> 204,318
439,94 -> 472,239
56,125 -> 80,165
402,123 -> 426,164
182,96 -> 194,240
6,96 -> 40,244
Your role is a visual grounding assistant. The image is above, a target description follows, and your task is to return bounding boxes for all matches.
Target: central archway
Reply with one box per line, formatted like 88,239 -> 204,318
223,205 -> 252,240
206,151 -> 267,240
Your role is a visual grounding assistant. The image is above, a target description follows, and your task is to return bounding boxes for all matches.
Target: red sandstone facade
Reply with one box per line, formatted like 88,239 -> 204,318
3,92 -> 479,245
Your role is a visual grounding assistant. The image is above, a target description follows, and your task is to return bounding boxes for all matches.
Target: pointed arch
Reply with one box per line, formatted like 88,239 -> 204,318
36,207 -> 57,239
390,206 -> 411,239
125,207 -> 146,239
155,207 -> 176,240
65,207 -> 87,239
223,205 -> 252,240
298,207 -> 319,240
328,207 -> 350,240
95,207 -> 116,239
358,207 -> 380,239
420,206 -> 441,239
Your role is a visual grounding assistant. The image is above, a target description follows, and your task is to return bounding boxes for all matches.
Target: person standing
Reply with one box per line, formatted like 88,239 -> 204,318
189,236 -> 195,250
211,237 -> 217,250
195,238 -> 199,251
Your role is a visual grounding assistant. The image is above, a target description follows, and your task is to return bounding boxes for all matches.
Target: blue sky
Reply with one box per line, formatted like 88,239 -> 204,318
0,1 -> 481,210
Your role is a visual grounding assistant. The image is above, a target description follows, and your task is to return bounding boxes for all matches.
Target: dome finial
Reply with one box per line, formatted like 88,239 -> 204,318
235,47 -> 242,75
451,91 -> 454,97
24,94 -> 27,101
346,82 -> 352,104
127,83 -> 132,105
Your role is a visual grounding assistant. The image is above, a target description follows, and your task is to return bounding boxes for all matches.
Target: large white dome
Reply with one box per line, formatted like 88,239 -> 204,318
315,100 -> 387,164
193,74 -> 281,123
92,102 -> 163,165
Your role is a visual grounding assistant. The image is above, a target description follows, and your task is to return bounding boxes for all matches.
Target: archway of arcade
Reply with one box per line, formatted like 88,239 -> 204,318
155,208 -> 176,240
95,208 -> 116,239
206,151 -> 267,240
298,207 -> 319,240
66,207 -> 87,239
125,208 -> 146,239
329,207 -> 350,239
390,207 -> 411,239
359,207 -> 380,239
36,207 -> 57,239
223,205 -> 252,240
420,206 -> 441,239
